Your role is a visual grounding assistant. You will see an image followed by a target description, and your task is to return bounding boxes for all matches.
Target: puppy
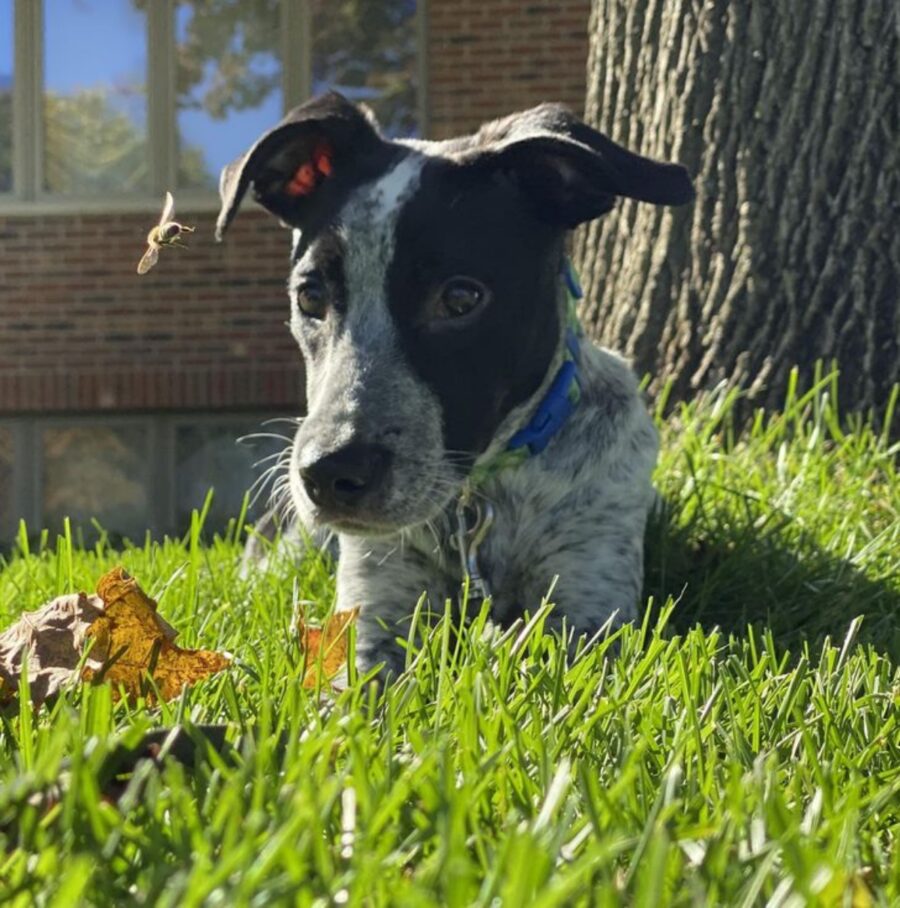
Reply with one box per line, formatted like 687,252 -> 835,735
218,92 -> 693,676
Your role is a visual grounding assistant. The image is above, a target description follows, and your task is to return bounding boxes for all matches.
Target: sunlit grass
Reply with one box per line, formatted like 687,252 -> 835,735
0,372 -> 897,905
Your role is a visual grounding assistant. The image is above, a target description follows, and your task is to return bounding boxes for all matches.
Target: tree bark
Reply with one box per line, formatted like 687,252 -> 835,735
575,0 -> 899,417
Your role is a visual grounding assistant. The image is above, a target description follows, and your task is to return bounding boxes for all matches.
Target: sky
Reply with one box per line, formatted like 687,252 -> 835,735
0,0 -> 11,86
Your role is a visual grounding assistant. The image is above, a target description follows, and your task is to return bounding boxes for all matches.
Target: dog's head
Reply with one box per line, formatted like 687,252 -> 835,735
217,92 -> 693,536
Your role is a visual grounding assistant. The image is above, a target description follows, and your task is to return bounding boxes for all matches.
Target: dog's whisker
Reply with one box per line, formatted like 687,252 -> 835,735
261,416 -> 305,427
249,452 -> 292,486
238,432 -> 295,444
245,446 -> 295,509
252,448 -> 291,469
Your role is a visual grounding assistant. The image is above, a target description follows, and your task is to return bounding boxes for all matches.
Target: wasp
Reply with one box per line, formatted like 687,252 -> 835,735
137,191 -> 195,275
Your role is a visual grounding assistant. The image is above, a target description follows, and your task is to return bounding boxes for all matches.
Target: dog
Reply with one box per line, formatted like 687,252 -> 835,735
218,92 -> 694,677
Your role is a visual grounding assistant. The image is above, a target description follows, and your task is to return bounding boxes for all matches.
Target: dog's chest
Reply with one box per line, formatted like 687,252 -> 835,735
428,462 -> 589,620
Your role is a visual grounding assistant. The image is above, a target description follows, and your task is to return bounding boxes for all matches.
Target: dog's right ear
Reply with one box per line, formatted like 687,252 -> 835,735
216,92 -> 393,240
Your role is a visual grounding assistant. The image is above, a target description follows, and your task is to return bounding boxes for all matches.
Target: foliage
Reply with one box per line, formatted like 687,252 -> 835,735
311,0 -> 419,136
649,370 -> 900,657
166,0 -> 282,120
43,90 -> 209,195
0,376 -> 897,904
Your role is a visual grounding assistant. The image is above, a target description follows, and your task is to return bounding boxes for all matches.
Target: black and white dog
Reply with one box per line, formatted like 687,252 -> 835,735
218,92 -> 693,676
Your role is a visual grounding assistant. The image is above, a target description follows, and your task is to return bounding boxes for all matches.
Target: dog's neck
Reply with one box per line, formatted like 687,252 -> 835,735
465,258 -> 583,486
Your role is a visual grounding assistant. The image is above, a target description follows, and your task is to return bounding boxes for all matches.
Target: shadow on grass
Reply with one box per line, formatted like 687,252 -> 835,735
643,501 -> 900,661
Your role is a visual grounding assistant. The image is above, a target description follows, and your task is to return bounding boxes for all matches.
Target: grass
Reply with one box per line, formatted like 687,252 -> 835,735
0,371 -> 898,906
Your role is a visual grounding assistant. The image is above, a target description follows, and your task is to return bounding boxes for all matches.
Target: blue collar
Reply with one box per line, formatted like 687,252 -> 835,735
506,261 -> 583,456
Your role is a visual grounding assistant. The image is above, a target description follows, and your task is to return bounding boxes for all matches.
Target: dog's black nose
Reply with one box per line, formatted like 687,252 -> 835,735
300,443 -> 391,511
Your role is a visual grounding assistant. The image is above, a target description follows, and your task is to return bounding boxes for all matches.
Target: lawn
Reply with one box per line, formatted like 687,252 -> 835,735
1,372 -> 898,906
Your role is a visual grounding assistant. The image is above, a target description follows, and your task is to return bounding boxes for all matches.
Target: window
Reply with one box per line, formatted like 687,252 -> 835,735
175,0 -> 284,190
42,424 -> 150,540
0,426 -> 12,539
0,0 -> 11,193
311,0 -> 420,137
175,421 -> 283,531
0,414 -> 290,547
43,2 -> 149,195
1,0 -> 424,205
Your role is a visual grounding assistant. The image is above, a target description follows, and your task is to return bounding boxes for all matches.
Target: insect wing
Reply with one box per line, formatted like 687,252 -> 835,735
159,191 -> 175,225
137,245 -> 159,275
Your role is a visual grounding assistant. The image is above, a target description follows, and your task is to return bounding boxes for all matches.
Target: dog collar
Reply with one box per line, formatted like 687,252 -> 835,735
507,328 -> 581,455
509,261 -> 583,454
467,259 -> 583,488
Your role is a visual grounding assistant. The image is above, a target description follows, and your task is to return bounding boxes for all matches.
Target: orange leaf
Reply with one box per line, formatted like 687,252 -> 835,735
297,608 -> 359,688
81,567 -> 229,702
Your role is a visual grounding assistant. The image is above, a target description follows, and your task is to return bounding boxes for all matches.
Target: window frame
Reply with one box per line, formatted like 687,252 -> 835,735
0,0 -> 428,214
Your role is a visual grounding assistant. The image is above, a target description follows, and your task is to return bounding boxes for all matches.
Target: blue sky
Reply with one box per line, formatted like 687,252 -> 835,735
0,0 -> 12,86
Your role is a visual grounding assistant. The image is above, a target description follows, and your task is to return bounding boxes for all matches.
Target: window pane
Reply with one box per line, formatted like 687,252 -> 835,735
175,0 -> 282,190
0,426 -> 12,543
43,2 -> 148,194
0,0 -> 12,192
175,422 -> 286,532
42,426 -> 149,541
311,0 -> 419,137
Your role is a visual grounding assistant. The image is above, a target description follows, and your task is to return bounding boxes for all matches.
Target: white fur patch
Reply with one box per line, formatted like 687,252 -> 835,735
368,155 -> 425,223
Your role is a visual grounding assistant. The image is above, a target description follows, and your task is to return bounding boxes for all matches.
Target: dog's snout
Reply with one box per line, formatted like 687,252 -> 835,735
300,443 -> 392,511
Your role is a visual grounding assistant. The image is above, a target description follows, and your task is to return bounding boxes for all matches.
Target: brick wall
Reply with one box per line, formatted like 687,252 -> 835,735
0,209 -> 300,413
427,0 -> 591,139
0,0 -> 590,417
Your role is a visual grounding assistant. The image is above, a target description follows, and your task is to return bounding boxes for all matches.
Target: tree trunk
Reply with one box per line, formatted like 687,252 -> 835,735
574,0 -> 899,417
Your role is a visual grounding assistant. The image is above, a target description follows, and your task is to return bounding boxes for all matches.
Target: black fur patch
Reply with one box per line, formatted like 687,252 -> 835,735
387,159 -> 564,457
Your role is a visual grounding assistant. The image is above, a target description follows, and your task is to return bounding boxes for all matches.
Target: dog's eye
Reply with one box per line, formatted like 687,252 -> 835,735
437,277 -> 487,320
295,276 -> 328,319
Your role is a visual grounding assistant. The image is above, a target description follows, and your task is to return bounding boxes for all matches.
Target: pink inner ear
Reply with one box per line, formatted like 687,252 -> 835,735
285,140 -> 334,197
313,141 -> 333,176
286,163 -> 316,197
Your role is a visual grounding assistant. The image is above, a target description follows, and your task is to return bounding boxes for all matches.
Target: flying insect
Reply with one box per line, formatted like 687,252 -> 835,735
137,192 -> 195,275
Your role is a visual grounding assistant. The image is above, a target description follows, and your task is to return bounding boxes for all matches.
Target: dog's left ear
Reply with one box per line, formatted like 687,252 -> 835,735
463,103 -> 695,228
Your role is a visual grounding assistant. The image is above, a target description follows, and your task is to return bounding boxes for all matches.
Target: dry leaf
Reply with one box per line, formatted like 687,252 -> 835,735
0,592 -> 105,705
298,608 -> 359,688
82,567 -> 229,702
0,566 -> 228,706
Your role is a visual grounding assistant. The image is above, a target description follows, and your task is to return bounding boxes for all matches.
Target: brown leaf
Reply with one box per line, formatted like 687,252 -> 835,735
0,566 -> 229,706
298,608 -> 359,688
82,567 -> 229,702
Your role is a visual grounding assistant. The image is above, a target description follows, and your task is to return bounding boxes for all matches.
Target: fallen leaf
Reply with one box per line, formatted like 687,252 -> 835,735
0,592 -> 105,705
298,608 -> 359,688
0,566 -> 229,706
82,567 -> 229,702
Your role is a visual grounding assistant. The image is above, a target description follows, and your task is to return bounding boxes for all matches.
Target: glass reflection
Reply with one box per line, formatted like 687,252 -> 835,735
43,1 -> 149,194
175,0 -> 283,190
42,425 -> 149,540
